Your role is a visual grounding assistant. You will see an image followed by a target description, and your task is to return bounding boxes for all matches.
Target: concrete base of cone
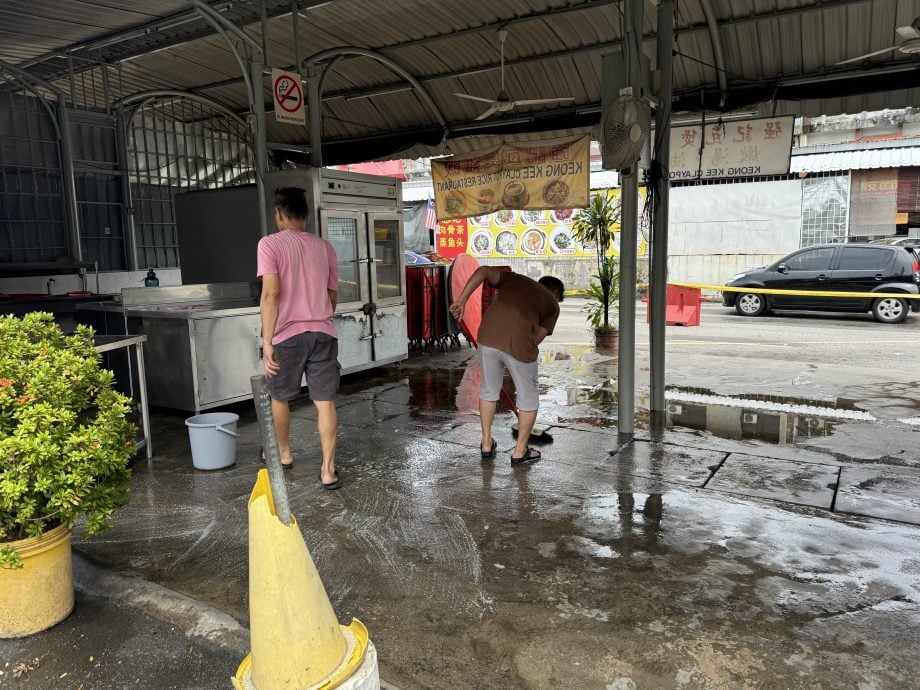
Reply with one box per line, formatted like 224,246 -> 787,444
234,636 -> 379,690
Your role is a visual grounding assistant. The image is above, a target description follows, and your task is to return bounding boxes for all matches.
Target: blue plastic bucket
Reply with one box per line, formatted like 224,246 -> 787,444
185,412 -> 239,470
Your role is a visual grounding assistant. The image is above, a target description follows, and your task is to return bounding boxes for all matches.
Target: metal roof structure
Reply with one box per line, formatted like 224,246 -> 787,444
3,0 -> 920,164
792,142 -> 920,171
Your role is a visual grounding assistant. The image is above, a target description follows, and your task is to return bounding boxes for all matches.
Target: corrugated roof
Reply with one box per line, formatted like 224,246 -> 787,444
792,146 -> 920,172
4,1 -> 920,164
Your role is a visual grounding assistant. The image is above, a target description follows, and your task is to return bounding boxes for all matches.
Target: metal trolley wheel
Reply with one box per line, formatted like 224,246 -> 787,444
735,292 -> 766,317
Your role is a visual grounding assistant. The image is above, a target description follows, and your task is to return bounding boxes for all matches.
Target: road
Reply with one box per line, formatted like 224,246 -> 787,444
552,297 -> 920,439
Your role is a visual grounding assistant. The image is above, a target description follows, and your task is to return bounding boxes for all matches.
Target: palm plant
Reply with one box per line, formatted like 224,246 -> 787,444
572,193 -> 621,332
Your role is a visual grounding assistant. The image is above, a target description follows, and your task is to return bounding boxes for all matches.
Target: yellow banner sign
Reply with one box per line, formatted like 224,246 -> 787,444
431,134 -> 590,221
434,188 -> 647,259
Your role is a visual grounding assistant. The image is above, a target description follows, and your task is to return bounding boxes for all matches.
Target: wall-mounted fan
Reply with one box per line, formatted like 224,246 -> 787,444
599,89 -> 650,171
454,29 -> 574,120
837,17 -> 920,65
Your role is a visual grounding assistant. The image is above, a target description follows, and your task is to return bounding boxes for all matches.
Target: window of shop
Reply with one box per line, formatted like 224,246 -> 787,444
800,173 -> 849,247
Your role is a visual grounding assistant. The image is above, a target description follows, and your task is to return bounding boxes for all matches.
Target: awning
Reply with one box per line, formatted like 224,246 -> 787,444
792,146 -> 920,173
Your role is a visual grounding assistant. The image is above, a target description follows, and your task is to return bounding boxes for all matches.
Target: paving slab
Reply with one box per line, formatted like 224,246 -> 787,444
706,453 -> 840,509
610,440 -> 726,487
836,464 -> 920,525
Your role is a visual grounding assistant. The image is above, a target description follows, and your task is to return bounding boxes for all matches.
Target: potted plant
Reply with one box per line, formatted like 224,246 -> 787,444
573,193 -> 621,349
0,312 -> 135,637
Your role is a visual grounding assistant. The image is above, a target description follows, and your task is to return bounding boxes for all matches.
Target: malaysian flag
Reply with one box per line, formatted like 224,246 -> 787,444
424,197 -> 438,230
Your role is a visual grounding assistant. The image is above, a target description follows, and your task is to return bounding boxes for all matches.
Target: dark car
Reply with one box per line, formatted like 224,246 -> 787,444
723,244 -> 920,323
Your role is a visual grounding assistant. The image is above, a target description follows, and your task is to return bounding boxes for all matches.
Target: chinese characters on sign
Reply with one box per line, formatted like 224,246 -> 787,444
668,116 -> 794,181
430,134 -> 590,221
434,218 -> 468,258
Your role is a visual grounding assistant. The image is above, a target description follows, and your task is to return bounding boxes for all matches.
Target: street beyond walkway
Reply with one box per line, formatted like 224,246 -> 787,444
2,300 -> 920,689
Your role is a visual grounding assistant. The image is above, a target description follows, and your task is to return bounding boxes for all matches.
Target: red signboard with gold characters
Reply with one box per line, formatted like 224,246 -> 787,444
431,134 -> 590,221
434,218 -> 469,258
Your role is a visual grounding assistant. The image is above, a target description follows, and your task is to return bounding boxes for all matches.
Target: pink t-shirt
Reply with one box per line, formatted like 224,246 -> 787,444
257,229 -> 339,344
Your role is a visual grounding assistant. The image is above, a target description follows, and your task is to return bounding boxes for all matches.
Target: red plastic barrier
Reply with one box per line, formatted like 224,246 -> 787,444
643,285 -> 703,326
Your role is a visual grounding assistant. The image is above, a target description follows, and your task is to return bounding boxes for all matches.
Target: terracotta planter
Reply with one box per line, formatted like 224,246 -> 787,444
0,524 -> 74,638
594,330 -> 620,351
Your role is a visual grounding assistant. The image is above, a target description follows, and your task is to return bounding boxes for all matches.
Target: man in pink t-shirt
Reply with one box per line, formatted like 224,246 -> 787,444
257,187 -> 342,489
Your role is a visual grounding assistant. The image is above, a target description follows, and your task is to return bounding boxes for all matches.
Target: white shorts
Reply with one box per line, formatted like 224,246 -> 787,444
478,344 -> 539,412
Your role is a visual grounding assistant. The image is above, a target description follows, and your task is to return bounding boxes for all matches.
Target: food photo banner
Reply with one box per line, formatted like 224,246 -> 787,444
431,134 -> 590,221
435,189 -> 647,260
668,115 -> 794,181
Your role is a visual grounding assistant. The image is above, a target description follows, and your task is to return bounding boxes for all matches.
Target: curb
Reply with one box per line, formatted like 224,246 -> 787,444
72,552 -> 400,690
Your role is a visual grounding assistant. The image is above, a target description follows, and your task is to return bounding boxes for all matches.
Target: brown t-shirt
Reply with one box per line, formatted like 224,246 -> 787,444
477,272 -> 560,363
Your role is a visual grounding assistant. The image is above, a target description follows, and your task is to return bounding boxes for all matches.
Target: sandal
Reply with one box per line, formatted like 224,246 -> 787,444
511,446 -> 541,465
260,450 -> 293,469
320,471 -> 341,490
480,438 -> 496,460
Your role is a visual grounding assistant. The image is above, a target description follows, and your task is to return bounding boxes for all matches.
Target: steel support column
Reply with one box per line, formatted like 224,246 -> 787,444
306,65 -> 323,167
57,107 -> 83,263
649,0 -> 674,414
250,59 -> 269,237
617,0 -> 644,439
114,106 -> 139,269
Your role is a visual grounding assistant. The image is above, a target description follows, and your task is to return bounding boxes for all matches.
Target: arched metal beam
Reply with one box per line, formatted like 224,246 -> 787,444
302,46 -> 448,166
184,0 -> 268,236
0,59 -> 64,136
699,0 -> 728,109
114,89 -> 252,132
0,58 -> 82,262
113,88 -> 258,267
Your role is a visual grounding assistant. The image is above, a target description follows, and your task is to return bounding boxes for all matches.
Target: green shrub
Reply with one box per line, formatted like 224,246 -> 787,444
0,313 -> 134,568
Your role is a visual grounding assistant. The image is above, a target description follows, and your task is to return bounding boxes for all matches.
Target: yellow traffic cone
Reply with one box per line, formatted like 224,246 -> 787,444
233,470 -> 375,690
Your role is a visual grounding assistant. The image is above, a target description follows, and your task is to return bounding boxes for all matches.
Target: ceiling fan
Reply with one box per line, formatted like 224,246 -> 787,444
836,17 -> 920,65
454,29 -> 574,120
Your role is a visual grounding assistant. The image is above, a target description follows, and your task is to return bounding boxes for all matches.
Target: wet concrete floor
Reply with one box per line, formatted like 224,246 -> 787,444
68,339 -> 920,689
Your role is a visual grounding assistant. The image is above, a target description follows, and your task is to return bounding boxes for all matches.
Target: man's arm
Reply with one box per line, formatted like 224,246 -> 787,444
449,266 -> 503,322
534,326 -> 550,346
328,289 -> 337,312
260,273 -> 281,376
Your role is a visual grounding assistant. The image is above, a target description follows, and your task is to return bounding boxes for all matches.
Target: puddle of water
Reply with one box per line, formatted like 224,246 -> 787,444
656,399 -> 841,445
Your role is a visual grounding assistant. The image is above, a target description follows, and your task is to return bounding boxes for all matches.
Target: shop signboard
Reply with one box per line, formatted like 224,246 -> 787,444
431,134 -> 590,221
435,189 -> 647,259
668,115 -> 794,181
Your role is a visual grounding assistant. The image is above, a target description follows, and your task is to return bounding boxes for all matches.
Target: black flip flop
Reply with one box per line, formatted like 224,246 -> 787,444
260,449 -> 293,470
320,471 -> 341,490
511,446 -> 541,465
480,438 -> 497,460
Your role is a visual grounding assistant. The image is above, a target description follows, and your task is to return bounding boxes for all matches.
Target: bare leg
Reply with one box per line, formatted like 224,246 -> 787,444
512,409 -> 538,458
271,399 -> 293,466
315,400 -> 337,483
480,398 -> 497,454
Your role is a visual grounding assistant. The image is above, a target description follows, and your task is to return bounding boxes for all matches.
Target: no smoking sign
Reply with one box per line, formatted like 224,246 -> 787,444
271,68 -> 305,126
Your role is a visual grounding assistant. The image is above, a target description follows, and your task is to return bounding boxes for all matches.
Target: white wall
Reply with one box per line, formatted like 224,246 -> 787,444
0,268 -> 182,297
667,179 -> 802,291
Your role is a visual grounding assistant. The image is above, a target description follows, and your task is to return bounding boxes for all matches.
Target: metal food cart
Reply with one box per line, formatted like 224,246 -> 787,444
78,168 -> 408,413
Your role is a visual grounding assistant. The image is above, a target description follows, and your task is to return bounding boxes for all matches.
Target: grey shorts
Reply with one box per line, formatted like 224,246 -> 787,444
266,331 -> 340,402
478,344 -> 539,412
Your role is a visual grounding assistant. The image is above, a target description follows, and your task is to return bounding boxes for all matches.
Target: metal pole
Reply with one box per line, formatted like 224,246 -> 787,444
291,0 -> 301,70
618,172 -> 638,439
250,375 -> 292,525
259,0 -> 269,67
650,0 -> 673,414
57,106 -> 83,262
306,65 -> 323,167
115,106 -> 139,270
617,0 -> 644,440
250,58 -> 269,237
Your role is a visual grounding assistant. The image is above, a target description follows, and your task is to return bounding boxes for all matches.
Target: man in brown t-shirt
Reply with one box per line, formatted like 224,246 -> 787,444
450,268 -> 563,464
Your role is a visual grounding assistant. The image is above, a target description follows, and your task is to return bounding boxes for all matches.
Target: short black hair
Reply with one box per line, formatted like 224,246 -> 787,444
538,276 -> 565,301
274,187 -> 309,221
